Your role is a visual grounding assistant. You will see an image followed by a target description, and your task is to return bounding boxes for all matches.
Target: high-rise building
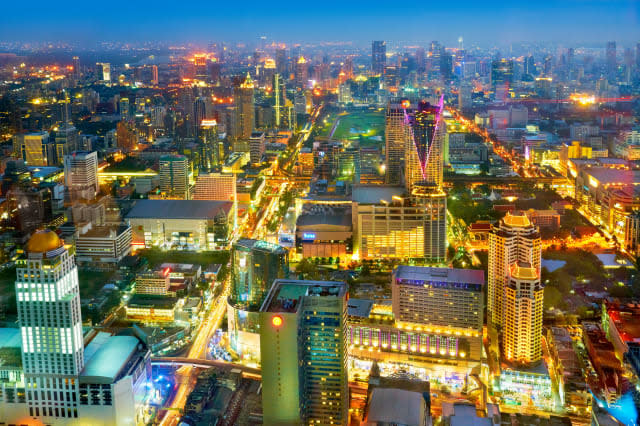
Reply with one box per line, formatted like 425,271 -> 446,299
193,172 -> 236,201
273,73 -> 286,128
227,239 -> 288,359
276,48 -> 287,75
249,131 -> 266,165
200,119 -> 223,171
96,62 -> 110,82
405,97 -> 446,191
490,59 -> 514,89
150,64 -> 158,85
233,73 -> 255,151
385,100 -> 414,185
503,261 -> 544,364
295,56 -> 308,88
260,279 -> 348,425
458,82 -> 473,112
17,131 -> 50,166
372,41 -> 386,75
72,56 -> 81,78
159,154 -> 189,199
17,230 -> 84,420
194,97 -> 207,138
488,211 -> 542,361
64,151 -> 98,201
606,41 -> 617,81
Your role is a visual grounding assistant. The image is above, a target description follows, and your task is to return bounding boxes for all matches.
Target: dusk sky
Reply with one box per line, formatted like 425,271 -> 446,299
1,0 -> 639,45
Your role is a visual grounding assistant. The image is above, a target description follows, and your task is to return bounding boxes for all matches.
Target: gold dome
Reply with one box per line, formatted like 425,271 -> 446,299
27,230 -> 63,254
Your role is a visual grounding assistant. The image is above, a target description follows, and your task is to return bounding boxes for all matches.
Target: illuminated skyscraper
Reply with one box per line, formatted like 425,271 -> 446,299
17,230 -> 84,420
295,56 -> 308,89
72,56 -> 81,79
503,261 -> 543,364
200,119 -> 222,171
260,279 -> 348,425
405,98 -> 446,191
159,154 -> 189,199
64,151 -> 98,201
488,211 -> 541,337
273,73 -> 286,128
276,48 -> 287,75
227,239 -> 288,359
385,100 -> 413,185
372,40 -> 386,75
232,73 -> 255,151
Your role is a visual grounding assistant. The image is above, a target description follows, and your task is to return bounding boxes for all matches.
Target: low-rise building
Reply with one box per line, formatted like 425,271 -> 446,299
125,295 -> 177,323
75,224 -> 132,267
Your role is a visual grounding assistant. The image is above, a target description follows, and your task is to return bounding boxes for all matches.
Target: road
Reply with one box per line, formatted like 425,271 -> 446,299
156,106 -> 322,426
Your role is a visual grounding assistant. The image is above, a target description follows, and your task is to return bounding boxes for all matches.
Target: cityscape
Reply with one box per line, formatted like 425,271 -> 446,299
1,2 -> 640,425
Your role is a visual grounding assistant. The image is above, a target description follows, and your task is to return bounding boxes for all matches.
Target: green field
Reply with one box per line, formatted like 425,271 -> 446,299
321,111 -> 385,146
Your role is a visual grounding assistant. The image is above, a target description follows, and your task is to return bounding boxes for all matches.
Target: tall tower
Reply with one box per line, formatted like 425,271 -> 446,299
17,230 -> 84,420
159,154 -> 189,199
503,261 -> 543,364
384,100 -> 413,185
405,97 -> 446,192
488,211 -> 541,336
606,41 -> 617,81
260,279 -> 348,425
372,41 -> 386,75
64,151 -> 98,201
273,73 -> 286,128
233,73 -> 255,152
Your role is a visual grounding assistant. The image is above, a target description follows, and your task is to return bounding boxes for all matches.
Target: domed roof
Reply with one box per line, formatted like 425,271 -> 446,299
27,230 -> 63,254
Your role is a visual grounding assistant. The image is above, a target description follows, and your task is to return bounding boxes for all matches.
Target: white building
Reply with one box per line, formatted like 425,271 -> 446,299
64,151 -> 99,201
193,173 -> 236,201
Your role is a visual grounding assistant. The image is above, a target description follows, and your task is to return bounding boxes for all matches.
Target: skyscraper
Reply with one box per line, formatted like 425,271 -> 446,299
503,261 -> 544,364
372,40 -> 386,75
200,119 -> 222,171
405,97 -> 446,191
64,151 -> 98,201
159,154 -> 189,199
488,211 -> 542,359
232,73 -> 255,151
385,100 -> 413,185
295,56 -> 308,89
17,230 -> 84,420
72,56 -> 81,79
275,48 -> 287,75
260,279 -> 348,425
227,239 -> 288,359
606,41 -> 617,81
273,73 -> 286,128
491,59 -> 514,89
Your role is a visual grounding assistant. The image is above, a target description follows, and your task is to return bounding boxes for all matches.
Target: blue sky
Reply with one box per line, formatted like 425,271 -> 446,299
1,0 -> 638,45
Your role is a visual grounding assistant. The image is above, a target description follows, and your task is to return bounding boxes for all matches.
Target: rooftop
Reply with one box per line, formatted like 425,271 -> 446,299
81,335 -> 140,383
365,388 -> 426,426
126,199 -> 232,220
347,298 -> 374,318
261,279 -> 347,313
394,265 -> 485,285
510,261 -> 539,280
235,238 -> 287,254
352,185 -> 405,204
502,211 -> 532,228
27,229 -> 63,254
585,167 -> 640,186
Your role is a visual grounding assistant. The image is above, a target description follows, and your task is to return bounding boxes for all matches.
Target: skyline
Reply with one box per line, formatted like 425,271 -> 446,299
1,0 -> 639,45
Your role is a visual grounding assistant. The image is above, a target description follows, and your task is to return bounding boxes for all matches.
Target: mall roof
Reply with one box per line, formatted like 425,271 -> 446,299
347,299 -> 374,318
585,167 -> 640,186
394,265 -> 484,285
365,388 -> 426,426
352,185 -> 405,204
81,335 -> 140,383
126,200 -> 232,220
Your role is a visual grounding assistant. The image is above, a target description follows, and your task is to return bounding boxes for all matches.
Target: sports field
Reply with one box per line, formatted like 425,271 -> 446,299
320,110 -> 385,146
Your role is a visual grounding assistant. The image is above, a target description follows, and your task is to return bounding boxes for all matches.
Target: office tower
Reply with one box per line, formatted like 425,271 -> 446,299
150,65 -> 158,85
96,62 -> 110,82
17,131 -> 50,166
385,100 -> 413,184
194,54 -> 207,80
260,279 -> 348,425
273,73 -> 286,128
159,154 -> 189,199
17,230 -> 84,420
230,239 -> 288,310
636,43 -> 640,70
416,47 -> 426,73
458,82 -> 473,112
524,55 -> 535,76
488,211 -> 541,331
119,97 -> 129,119
503,261 -> 543,364
227,239 -> 287,358
232,73 -> 255,151
606,41 -> 617,80
249,131 -> 266,165
200,119 -> 222,171
72,56 -> 80,78
429,41 -> 442,75
372,40 -> 386,75
491,59 -> 514,89
54,125 -> 79,164
406,97 -> 446,191
276,48 -> 287,75
295,56 -> 308,88
193,172 -> 236,201
64,151 -> 98,201
194,97 -> 207,137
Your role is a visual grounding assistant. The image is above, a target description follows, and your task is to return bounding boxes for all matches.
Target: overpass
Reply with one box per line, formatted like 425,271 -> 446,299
151,357 -> 261,378
444,174 -> 569,186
